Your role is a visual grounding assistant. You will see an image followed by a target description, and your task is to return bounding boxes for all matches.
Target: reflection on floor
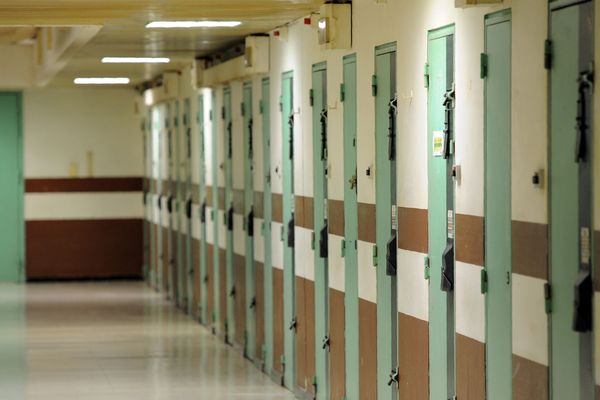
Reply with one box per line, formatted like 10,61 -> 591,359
0,281 -> 294,400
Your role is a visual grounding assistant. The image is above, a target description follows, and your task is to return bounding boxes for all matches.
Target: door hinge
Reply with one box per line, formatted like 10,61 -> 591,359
480,269 -> 488,294
544,39 -> 553,70
340,83 -> 346,102
309,89 -> 314,106
209,110 -> 213,121
480,53 -> 488,79
372,245 -> 378,267
340,239 -> 346,258
259,100 -> 264,114
241,102 -> 245,116
221,106 -> 225,119
424,63 -> 430,88
371,75 -> 377,96
544,283 -> 552,314
424,256 -> 430,280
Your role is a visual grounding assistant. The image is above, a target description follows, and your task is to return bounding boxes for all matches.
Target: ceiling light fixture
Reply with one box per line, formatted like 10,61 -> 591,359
74,77 -> 130,85
146,20 -> 241,29
102,57 -> 170,64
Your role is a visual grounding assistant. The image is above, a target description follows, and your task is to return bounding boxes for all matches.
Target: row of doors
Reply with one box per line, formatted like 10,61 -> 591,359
144,3 -> 595,398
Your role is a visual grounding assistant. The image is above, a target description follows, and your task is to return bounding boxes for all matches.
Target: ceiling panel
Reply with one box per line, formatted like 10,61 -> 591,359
0,0 -> 324,86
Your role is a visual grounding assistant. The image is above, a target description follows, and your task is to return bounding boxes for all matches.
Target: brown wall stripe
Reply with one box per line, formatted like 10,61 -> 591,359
255,261 -> 265,358
329,288 -> 346,400
295,195 -> 314,230
233,189 -> 244,214
295,276 -> 315,393
26,219 -> 142,280
272,267 -> 284,374
272,193 -> 283,223
359,298 -> 377,400
328,199 -> 344,237
254,191 -> 264,219
234,253 -> 246,346
455,214 -> 484,266
513,354 -> 548,400
397,207 -> 428,254
512,221 -> 548,280
456,334 -> 485,399
26,177 -> 143,193
358,203 -> 376,244
398,313 -> 428,400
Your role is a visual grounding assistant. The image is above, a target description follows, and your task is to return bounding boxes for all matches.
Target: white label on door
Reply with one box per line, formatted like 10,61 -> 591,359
391,205 -> 397,231
447,210 -> 454,239
581,227 -> 590,265
433,130 -> 445,157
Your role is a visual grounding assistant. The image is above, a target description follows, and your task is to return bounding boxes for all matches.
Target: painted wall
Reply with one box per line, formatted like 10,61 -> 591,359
24,87 -> 144,279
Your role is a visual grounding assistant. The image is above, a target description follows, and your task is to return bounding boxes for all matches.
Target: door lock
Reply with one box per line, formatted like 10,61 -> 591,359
348,174 -> 358,190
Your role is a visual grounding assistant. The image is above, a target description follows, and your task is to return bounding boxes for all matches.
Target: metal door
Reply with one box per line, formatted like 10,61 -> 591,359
549,1 -> 595,398
312,62 -> 329,400
374,42 -> 398,400
342,53 -> 359,400
427,25 -> 456,400
483,10 -> 512,399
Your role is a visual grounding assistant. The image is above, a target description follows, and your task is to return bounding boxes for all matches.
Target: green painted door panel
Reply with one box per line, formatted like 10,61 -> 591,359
0,92 -> 23,282
281,71 -> 296,390
427,25 -> 456,400
243,81 -> 257,360
312,62 -> 329,400
151,105 -> 163,291
184,98 -> 194,315
167,103 -> 177,301
483,10 -> 512,400
223,86 -> 235,344
261,77 -> 274,375
549,2 -> 595,399
198,94 -> 209,324
374,43 -> 398,400
212,93 -> 221,334
342,54 -> 359,400
175,100 -> 186,308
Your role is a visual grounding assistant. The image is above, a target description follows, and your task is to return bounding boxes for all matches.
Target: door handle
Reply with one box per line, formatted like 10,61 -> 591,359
157,194 -> 163,210
200,201 -> 207,223
573,270 -> 593,332
167,195 -> 174,214
440,243 -> 454,292
185,198 -> 192,219
387,96 -> 398,161
287,114 -> 294,160
248,118 -> 254,159
320,109 -> 328,161
319,223 -> 328,258
575,69 -> 593,163
227,205 -> 234,231
442,86 -> 456,160
386,233 -> 397,276
286,213 -> 295,248
247,209 -> 254,237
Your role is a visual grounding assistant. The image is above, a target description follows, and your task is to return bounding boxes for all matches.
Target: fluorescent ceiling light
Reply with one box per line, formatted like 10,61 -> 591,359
74,77 -> 130,85
102,57 -> 170,64
146,20 -> 241,28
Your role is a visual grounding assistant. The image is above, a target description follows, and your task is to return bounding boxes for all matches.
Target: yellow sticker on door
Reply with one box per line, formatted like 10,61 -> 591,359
433,130 -> 444,157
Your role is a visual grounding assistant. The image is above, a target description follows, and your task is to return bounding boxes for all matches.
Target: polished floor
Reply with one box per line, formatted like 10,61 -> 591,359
0,281 -> 294,400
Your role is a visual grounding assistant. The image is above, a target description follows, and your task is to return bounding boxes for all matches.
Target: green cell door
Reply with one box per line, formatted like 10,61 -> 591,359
243,81 -> 257,359
483,10 -> 512,400
211,93 -> 222,334
342,53 -> 359,400
150,106 -> 161,289
175,100 -> 186,309
549,1 -> 595,399
143,114 -> 150,282
427,24 -> 456,400
166,103 -> 177,301
198,94 -> 209,324
312,62 -> 329,400
223,86 -> 235,344
0,93 -> 23,282
281,70 -> 296,390
184,98 -> 194,315
374,42 -> 398,400
261,77 -> 274,374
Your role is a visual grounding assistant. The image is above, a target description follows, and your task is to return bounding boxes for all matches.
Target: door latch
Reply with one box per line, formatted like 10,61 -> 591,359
289,317 -> 297,331
388,95 -> 398,161
322,335 -> 330,350
319,223 -> 328,258
249,296 -> 257,309
247,208 -> 254,237
287,213 -> 295,248
386,234 -> 397,276
575,68 -> 594,163
573,270 -> 593,332
227,205 -> 234,231
348,174 -> 358,190
441,243 -> 455,292
387,367 -> 399,386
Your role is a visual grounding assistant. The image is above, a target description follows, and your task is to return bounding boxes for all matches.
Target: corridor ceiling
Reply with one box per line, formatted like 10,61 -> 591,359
0,0 -> 324,85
